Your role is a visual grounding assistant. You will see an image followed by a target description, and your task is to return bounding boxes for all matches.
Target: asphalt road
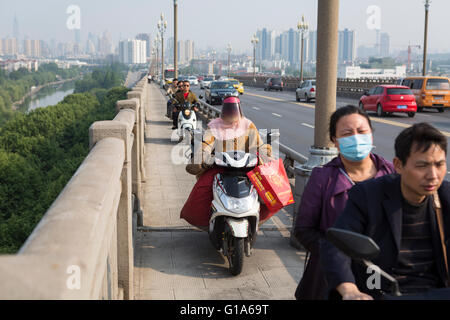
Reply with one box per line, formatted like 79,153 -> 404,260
191,85 -> 450,180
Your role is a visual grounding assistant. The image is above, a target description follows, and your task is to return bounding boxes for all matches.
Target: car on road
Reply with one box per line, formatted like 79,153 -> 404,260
399,76 -> 450,113
205,81 -> 239,105
188,76 -> 199,86
359,85 -> 417,118
200,77 -> 214,89
264,77 -> 284,91
296,80 -> 316,102
228,79 -> 245,95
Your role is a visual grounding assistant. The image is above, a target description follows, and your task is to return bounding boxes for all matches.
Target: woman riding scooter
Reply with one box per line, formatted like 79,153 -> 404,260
180,97 -> 273,235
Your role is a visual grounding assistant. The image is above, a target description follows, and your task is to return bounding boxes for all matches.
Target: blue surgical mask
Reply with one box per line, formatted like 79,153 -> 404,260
338,133 -> 373,162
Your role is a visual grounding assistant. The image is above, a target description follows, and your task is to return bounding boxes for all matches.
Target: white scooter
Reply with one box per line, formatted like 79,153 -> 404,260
209,151 -> 261,276
176,102 -> 198,144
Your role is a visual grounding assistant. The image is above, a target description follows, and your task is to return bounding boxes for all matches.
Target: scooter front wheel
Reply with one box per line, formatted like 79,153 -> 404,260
228,236 -> 244,276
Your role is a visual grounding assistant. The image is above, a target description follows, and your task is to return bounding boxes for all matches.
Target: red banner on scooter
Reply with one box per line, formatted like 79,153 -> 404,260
247,159 -> 294,214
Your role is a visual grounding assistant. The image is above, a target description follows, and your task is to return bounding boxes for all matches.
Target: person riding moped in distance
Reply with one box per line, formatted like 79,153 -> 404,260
172,80 -> 199,130
166,78 -> 179,118
180,96 -> 274,241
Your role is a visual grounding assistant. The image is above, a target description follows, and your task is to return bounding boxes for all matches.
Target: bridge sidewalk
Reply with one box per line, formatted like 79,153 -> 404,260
134,84 -> 305,300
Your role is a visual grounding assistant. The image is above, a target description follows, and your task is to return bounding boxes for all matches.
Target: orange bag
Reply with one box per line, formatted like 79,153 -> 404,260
247,158 -> 294,213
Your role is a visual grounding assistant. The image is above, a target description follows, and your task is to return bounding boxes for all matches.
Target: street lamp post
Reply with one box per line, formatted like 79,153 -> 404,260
422,0 -> 430,76
251,34 -> 259,83
227,43 -> 232,78
297,15 -> 309,85
154,36 -> 160,77
174,0 -> 178,78
157,13 -> 168,83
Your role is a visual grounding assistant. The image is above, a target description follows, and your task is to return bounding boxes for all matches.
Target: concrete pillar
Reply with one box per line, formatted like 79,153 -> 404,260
290,0 -> 340,249
117,98 -> 144,227
89,120 -> 134,300
126,92 -> 147,182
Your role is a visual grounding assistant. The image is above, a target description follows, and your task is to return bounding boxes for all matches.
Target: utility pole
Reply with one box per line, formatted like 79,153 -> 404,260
422,0 -> 430,76
290,0 -> 340,249
174,0 -> 178,78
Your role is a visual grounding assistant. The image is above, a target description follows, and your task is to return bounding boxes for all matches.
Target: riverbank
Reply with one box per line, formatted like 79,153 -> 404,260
11,76 -> 81,111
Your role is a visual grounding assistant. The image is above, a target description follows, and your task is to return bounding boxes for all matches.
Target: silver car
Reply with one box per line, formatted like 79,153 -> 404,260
200,77 -> 214,89
296,80 -> 316,102
188,76 -> 199,86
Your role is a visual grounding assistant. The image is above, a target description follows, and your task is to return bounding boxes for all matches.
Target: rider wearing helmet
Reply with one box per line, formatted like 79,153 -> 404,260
181,96 -> 273,231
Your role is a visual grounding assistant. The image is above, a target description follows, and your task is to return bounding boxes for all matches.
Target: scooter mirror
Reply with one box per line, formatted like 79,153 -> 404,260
326,228 -> 380,261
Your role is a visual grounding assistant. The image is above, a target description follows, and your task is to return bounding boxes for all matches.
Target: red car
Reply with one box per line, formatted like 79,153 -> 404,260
359,85 -> 417,118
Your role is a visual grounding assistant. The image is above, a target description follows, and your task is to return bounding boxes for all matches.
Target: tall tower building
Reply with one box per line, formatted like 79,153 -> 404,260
307,30 -> 317,63
23,39 -> 41,57
380,32 -> 390,57
185,40 -> 195,62
119,39 -> 147,64
13,14 -> 19,39
99,31 -> 113,56
338,28 -> 356,64
177,40 -> 185,63
136,33 -> 152,59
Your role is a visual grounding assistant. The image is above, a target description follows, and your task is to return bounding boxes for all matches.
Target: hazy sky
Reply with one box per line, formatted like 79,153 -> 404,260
1,0 -> 450,54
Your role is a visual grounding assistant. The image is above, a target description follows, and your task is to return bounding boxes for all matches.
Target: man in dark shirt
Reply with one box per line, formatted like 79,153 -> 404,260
172,81 -> 199,130
320,123 -> 449,299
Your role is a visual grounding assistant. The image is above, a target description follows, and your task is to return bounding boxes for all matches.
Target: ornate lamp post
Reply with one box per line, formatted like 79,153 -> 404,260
251,34 -> 259,82
174,0 -> 179,78
227,43 -> 232,78
157,13 -> 168,82
154,36 -> 160,77
297,15 -> 309,85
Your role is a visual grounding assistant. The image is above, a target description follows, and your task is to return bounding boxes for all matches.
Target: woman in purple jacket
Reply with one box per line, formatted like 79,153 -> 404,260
294,105 -> 396,300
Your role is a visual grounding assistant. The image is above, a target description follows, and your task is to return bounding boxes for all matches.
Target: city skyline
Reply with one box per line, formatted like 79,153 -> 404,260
1,0 -> 450,54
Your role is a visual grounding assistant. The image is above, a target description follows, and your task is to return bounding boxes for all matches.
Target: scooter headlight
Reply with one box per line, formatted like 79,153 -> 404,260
184,109 -> 191,116
218,187 -> 258,214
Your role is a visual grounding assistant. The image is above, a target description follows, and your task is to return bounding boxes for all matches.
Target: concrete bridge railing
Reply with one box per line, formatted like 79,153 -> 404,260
0,77 -> 149,300
233,75 -> 399,98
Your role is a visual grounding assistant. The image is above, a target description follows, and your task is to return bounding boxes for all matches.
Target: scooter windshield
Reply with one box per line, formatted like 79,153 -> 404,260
214,151 -> 258,168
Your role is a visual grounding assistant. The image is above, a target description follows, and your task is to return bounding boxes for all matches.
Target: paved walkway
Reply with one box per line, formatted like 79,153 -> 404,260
133,84 -> 305,300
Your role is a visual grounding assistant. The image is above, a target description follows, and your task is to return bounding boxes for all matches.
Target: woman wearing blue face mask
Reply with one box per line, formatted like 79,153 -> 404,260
293,105 -> 396,300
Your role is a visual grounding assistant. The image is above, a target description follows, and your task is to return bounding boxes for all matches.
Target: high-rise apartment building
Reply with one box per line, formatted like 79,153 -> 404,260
119,39 -> 147,64
23,39 -> 41,57
136,33 -> 152,59
338,28 -> 356,63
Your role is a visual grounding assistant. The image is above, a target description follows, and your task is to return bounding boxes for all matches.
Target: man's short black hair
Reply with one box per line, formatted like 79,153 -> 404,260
395,122 -> 447,164
329,105 -> 373,142
173,78 -> 178,82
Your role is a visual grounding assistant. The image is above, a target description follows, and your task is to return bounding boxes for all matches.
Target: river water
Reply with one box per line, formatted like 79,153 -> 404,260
20,82 -> 75,113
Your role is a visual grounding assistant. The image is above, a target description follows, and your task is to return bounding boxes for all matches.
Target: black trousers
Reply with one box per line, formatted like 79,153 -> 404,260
172,109 -> 179,127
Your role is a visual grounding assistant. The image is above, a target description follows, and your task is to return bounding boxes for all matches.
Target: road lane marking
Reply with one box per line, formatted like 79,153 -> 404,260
272,113 -> 282,118
301,123 -> 315,129
252,107 -> 260,110
246,92 -> 450,137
